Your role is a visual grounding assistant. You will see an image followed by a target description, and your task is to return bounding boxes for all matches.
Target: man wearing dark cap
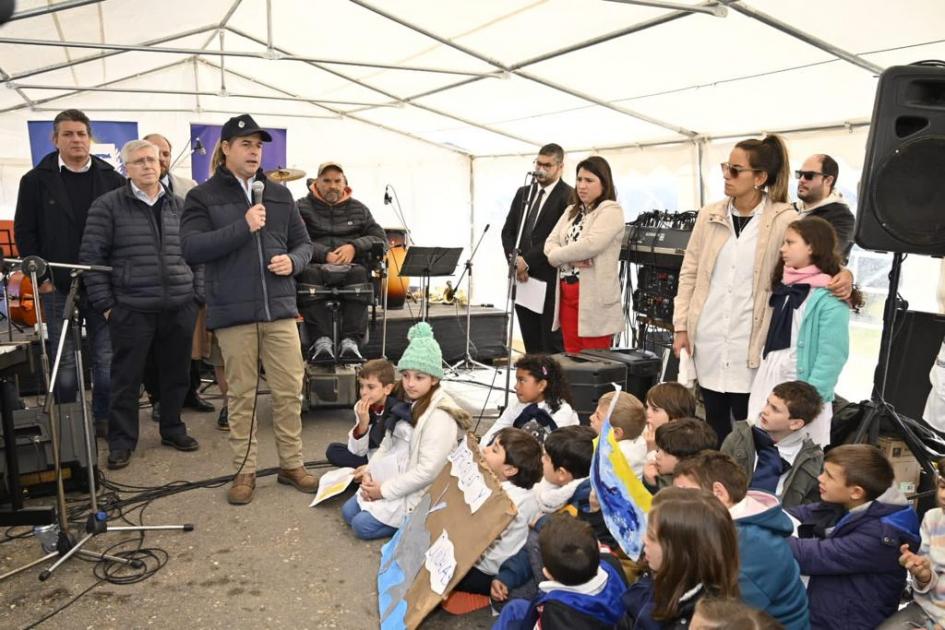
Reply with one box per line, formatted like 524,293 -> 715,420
180,114 -> 315,505
296,161 -> 385,360
14,108 -> 125,438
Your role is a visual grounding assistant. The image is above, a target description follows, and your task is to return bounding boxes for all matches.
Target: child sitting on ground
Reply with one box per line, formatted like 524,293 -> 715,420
444,428 -> 543,614
481,354 -> 579,446
533,425 -> 598,518
691,598 -> 784,630
643,381 -> 698,451
881,457 -> 945,629
788,444 -> 920,629
325,359 -> 408,469
622,487 -> 741,629
342,322 -> 469,540
674,451 -> 808,630
589,391 -> 647,477
721,380 -> 824,508
490,425 -> 599,603
643,418 -> 717,493
494,515 -> 628,629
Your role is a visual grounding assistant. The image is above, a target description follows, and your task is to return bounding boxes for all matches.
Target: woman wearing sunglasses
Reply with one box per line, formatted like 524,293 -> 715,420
544,156 -> 625,352
673,135 -> 799,444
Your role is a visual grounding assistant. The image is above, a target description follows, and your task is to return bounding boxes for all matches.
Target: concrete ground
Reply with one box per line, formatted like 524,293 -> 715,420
1,384 -> 501,630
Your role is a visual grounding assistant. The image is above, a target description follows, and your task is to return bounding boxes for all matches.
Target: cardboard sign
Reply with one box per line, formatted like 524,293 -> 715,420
377,433 -> 514,630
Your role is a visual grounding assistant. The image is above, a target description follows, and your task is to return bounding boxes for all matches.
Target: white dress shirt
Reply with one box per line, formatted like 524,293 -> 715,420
58,155 -> 92,173
693,197 -> 765,393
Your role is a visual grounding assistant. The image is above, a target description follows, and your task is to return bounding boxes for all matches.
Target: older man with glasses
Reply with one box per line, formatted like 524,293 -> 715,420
80,139 -> 200,470
793,154 -> 855,261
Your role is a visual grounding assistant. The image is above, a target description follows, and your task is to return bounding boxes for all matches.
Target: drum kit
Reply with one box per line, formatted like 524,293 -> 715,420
263,167 -> 411,314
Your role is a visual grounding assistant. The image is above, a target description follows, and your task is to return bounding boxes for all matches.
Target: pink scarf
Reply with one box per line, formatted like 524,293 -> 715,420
782,264 -> 832,288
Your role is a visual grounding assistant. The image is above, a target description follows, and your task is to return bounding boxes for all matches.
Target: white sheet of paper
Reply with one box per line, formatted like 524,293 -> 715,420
448,440 -> 492,513
424,530 -> 457,595
514,277 -> 547,314
310,467 -> 356,507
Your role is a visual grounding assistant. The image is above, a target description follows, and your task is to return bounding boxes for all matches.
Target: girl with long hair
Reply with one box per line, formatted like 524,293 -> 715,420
747,216 -> 862,446
623,487 -> 741,629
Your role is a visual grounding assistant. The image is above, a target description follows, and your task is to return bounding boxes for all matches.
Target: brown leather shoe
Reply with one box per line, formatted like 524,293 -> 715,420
227,473 -> 256,505
276,467 -> 318,493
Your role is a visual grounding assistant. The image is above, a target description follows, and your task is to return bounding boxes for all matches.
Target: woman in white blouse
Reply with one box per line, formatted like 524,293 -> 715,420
672,136 -> 797,444
544,156 -> 625,353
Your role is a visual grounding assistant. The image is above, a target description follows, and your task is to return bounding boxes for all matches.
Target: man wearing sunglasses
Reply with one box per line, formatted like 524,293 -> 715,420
793,154 -> 855,261
501,143 -> 573,354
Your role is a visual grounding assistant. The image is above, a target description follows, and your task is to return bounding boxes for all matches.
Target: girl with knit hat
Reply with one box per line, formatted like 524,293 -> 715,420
342,322 -> 470,539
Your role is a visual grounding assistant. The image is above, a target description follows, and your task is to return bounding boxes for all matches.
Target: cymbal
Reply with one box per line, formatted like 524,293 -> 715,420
265,167 -> 306,182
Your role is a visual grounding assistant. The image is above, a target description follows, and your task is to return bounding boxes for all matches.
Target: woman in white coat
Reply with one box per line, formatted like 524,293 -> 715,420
544,156 -> 626,353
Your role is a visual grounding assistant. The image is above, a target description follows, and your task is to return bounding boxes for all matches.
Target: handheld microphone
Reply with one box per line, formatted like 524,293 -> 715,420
251,181 -> 265,239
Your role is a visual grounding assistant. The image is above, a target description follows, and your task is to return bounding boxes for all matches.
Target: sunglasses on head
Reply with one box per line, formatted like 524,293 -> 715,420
720,162 -> 761,178
795,170 -> 825,181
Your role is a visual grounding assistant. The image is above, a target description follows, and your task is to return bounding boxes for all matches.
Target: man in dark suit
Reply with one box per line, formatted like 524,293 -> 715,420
501,143 -> 573,354
794,153 -> 856,262
14,109 -> 126,438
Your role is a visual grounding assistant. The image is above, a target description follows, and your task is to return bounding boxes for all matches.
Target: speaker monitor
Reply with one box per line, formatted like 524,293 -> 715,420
855,64 -> 945,255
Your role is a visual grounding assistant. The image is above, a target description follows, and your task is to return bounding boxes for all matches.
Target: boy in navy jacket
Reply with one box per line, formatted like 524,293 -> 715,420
787,444 -> 920,629
494,515 -> 627,629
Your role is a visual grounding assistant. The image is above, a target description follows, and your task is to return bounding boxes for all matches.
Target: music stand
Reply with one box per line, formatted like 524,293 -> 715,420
399,247 -> 463,322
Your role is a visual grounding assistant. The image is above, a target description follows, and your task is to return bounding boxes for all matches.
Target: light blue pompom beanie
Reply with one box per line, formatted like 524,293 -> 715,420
396,322 -> 443,378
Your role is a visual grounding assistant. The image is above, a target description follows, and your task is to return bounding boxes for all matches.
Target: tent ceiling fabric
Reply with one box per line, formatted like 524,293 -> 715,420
1,0 -> 944,156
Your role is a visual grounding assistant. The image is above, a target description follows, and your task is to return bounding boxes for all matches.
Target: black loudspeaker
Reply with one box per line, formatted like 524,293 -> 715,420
876,309 -> 945,421
855,64 -> 945,255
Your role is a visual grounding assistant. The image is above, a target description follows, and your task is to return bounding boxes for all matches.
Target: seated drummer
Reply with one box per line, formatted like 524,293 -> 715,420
297,161 -> 386,360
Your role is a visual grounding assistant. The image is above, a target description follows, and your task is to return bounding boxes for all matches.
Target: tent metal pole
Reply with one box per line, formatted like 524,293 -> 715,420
224,27 -> 540,148
719,1 -> 883,74
0,58 -> 196,114
194,59 -> 473,156
696,139 -> 706,207
0,36 -> 494,77
8,83 -> 392,107
349,0 -> 698,138
9,0 -> 103,22
399,3 -> 703,105
0,67 -> 35,110
603,0 -> 727,17
26,106 -> 339,119
266,0 -> 274,52
475,120 -> 870,159
0,25 -> 219,83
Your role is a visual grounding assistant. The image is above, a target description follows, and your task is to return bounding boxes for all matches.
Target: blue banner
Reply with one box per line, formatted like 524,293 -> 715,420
27,120 -> 139,171
189,123 -> 288,184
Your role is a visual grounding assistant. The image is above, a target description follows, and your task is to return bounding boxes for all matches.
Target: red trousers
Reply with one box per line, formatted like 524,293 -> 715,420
559,280 -> 612,353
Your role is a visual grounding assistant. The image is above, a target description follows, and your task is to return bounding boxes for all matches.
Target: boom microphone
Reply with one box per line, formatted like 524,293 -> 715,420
383,185 -> 392,205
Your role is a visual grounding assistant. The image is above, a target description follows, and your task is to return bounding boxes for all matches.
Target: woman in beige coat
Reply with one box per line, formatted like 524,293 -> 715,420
673,135 -> 852,444
545,156 -> 625,352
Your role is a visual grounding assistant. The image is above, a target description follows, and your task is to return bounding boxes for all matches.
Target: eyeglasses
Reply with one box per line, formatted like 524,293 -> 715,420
720,162 -> 761,178
795,170 -> 825,181
534,158 -> 558,170
127,156 -> 158,167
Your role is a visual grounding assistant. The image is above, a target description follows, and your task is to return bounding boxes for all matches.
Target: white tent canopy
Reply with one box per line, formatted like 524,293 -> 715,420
0,0 -> 943,400
2,0 -> 944,154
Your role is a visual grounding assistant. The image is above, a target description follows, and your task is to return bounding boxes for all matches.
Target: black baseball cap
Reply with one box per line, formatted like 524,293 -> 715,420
221,114 -> 273,142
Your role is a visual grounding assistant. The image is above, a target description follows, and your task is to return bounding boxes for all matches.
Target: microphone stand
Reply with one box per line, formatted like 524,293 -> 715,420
449,224 -> 491,373
168,138 -> 206,173
0,257 -> 195,584
502,176 -> 540,408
